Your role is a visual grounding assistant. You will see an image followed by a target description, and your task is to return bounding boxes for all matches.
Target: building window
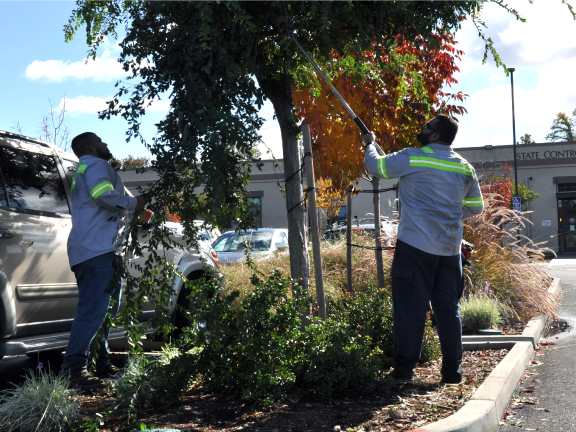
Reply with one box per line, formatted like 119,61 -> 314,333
558,183 -> 576,193
248,197 -> 262,228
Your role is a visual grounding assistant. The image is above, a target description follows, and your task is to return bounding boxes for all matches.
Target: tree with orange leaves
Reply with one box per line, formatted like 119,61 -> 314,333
316,177 -> 347,226
293,34 -> 468,190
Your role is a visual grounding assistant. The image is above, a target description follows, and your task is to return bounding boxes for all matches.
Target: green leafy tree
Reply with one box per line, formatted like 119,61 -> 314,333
518,133 -> 535,144
62,2 -> 573,342
545,109 -> 576,142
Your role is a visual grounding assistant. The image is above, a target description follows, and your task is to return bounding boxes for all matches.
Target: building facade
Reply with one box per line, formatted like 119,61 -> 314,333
457,141 -> 576,254
119,141 -> 576,254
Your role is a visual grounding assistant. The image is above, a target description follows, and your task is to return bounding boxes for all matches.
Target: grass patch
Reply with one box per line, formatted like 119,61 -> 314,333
460,294 -> 502,333
0,369 -> 80,432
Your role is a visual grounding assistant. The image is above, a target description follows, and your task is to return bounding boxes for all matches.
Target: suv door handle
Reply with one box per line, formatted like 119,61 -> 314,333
0,228 -> 15,238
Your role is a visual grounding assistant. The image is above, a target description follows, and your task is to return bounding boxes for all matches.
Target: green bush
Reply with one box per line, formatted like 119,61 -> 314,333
122,272 -> 441,408
0,369 -> 80,432
122,272 -> 426,407
460,293 -> 502,333
296,319 -> 383,396
327,286 -> 440,367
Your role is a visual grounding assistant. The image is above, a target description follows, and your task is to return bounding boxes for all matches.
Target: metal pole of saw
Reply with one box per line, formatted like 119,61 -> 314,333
302,125 -> 326,320
346,185 -> 353,293
291,35 -> 386,157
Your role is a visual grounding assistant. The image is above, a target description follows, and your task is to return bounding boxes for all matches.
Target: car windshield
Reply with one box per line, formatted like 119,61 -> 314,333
212,231 -> 274,253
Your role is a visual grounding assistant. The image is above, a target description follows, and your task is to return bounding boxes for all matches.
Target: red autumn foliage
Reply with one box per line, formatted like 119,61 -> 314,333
293,33 -> 467,190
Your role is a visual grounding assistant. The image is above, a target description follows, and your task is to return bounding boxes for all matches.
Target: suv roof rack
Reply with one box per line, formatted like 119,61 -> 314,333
0,130 -> 61,152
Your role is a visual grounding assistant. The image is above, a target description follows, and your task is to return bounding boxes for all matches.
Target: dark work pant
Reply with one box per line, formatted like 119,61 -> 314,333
391,239 -> 464,381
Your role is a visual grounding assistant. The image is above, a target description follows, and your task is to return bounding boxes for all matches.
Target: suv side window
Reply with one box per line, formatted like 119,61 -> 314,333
0,146 -> 70,215
0,168 -> 7,207
60,158 -> 78,188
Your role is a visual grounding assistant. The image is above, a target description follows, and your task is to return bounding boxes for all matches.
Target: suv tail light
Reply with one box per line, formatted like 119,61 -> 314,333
211,250 -> 220,266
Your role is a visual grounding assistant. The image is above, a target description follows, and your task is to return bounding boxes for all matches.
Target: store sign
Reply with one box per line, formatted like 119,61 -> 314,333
517,149 -> 576,160
513,197 -> 521,214
542,220 -> 552,226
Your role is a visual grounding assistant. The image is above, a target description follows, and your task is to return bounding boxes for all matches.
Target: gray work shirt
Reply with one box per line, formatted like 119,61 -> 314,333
364,142 -> 484,256
67,155 -> 137,268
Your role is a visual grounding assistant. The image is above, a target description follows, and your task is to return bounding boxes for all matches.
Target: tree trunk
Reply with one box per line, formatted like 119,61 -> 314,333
257,94 -> 309,295
254,58 -> 310,324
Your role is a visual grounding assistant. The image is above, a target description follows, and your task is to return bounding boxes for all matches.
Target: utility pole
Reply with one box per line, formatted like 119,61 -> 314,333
509,68 -> 521,216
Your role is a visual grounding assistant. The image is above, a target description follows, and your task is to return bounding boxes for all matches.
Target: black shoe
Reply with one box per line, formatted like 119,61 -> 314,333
440,376 -> 462,384
94,363 -> 121,378
388,369 -> 413,381
69,371 -> 105,390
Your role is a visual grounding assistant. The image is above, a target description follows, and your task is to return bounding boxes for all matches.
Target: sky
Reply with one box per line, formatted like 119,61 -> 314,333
0,0 -> 575,161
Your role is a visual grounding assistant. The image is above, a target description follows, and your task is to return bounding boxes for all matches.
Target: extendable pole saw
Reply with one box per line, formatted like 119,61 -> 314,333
292,35 -> 385,156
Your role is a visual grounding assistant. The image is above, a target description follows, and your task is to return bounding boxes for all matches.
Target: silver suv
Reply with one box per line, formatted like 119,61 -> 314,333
0,131 -> 221,360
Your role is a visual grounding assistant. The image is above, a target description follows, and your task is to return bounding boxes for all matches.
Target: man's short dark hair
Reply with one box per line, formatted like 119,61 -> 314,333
71,132 -> 96,157
433,115 -> 459,144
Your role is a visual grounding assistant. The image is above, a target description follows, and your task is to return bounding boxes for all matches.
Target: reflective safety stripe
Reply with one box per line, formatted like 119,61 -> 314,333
377,157 -> 389,179
409,156 -> 473,176
91,181 -> 114,199
421,147 -> 435,154
71,165 -> 88,191
463,196 -> 484,207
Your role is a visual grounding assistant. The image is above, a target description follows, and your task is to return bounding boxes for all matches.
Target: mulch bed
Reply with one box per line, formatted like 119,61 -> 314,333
76,349 -> 509,432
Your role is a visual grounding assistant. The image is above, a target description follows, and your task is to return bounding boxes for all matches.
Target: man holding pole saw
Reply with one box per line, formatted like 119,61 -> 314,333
362,116 -> 484,383
292,35 -> 484,383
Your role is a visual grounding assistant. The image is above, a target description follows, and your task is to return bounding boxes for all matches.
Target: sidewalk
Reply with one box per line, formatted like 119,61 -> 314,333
498,257 -> 576,431
409,257 -> 571,432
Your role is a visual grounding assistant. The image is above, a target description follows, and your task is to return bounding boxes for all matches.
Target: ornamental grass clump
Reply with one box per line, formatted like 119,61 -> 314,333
0,368 -> 81,432
460,293 -> 502,333
463,189 -> 556,321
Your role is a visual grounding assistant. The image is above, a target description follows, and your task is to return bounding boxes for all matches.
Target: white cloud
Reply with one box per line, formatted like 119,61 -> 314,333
25,49 -> 125,82
456,55 -> 576,148
450,0 -> 576,149
497,0 -> 576,65
61,96 -> 113,115
456,0 -> 576,72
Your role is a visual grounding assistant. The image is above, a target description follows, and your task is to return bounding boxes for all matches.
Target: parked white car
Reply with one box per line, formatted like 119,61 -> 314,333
212,228 -> 289,264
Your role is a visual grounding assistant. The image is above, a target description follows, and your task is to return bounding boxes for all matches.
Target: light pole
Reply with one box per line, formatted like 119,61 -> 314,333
509,68 -> 519,200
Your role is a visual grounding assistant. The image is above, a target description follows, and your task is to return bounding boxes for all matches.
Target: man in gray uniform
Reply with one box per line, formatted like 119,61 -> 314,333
62,132 -> 151,389
363,115 -> 484,383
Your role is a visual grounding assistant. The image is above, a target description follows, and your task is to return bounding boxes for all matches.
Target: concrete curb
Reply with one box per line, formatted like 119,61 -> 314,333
408,277 -> 561,432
